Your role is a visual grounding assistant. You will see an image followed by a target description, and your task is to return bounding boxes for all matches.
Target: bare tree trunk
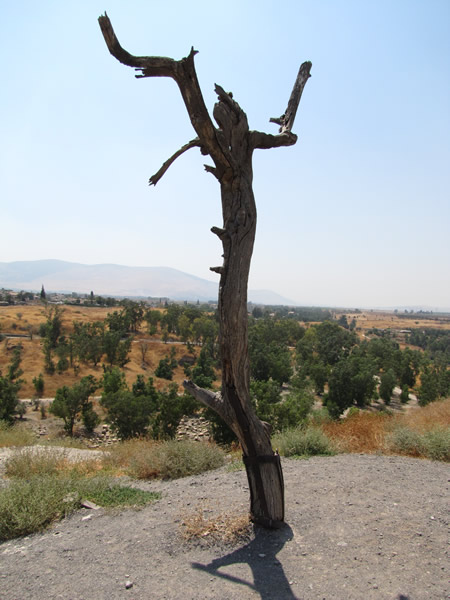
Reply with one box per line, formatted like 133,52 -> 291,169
98,13 -> 311,528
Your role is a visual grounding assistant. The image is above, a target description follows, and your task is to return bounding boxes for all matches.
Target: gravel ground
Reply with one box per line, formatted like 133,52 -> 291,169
0,453 -> 448,600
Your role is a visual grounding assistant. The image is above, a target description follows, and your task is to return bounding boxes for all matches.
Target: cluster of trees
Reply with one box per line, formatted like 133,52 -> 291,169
246,316 -> 450,425
100,369 -> 199,439
39,305 -> 137,374
251,305 -> 332,322
30,313 -> 450,440
47,367 -> 200,440
0,290 -> 35,304
408,328 -> 450,361
3,298 -> 449,440
145,304 -> 218,347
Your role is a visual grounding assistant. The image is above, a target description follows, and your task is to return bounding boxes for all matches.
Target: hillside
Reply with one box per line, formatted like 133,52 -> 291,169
0,260 -> 297,305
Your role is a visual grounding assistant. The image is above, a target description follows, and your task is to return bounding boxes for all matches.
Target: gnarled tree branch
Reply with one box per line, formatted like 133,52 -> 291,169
270,61 -> 312,133
149,138 -> 201,186
98,13 -> 229,173
182,380 -> 226,419
98,12 -> 177,76
250,130 -> 298,150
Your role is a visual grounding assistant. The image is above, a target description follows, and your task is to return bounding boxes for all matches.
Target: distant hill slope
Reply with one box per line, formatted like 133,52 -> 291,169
0,260 -> 297,305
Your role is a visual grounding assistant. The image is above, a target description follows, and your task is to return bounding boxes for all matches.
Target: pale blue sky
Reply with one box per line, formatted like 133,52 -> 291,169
1,0 -> 449,308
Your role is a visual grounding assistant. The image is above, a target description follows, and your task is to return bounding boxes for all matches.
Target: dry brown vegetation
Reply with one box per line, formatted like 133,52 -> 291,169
0,304 -> 193,398
341,310 -> 450,333
180,502 -> 251,545
321,398 -> 450,454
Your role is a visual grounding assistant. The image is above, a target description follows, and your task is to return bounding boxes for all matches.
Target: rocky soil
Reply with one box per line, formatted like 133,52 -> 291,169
1,453 -> 448,600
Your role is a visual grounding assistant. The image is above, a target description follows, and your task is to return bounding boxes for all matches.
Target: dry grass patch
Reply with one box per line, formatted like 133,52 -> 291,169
4,447 -> 104,479
400,398 -> 450,432
319,398 -> 450,457
321,412 -> 392,453
180,503 -> 252,546
0,421 -> 36,447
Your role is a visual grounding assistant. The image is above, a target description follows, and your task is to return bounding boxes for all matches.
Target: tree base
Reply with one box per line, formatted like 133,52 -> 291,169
243,453 -> 285,529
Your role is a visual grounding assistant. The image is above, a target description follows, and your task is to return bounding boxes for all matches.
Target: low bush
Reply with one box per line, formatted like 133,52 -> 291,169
388,426 -> 450,461
0,474 -> 160,541
0,475 -> 78,540
0,421 -> 36,447
107,439 -> 225,480
4,447 -> 103,479
272,426 -> 335,458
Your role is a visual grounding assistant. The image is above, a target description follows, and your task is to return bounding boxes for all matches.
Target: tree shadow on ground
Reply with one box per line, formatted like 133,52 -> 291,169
192,523 -> 298,600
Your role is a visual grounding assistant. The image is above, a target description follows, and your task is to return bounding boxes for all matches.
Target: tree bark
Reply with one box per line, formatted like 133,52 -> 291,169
98,13 -> 311,528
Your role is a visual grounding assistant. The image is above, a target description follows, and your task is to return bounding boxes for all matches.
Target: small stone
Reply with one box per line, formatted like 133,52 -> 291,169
81,500 -> 101,510
258,553 -> 266,558
125,581 -> 133,589
81,515 -> 92,522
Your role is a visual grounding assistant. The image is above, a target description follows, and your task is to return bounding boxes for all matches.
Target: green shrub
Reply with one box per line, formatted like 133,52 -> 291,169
272,426 -> 335,458
0,475 -> 160,541
388,427 -> 422,456
73,477 -> 160,508
0,476 -> 78,540
422,429 -> 450,461
123,439 -> 225,480
389,426 -> 450,461
308,406 -> 332,426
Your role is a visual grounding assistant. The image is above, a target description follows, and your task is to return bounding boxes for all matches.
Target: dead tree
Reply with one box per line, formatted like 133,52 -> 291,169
99,13 -> 311,528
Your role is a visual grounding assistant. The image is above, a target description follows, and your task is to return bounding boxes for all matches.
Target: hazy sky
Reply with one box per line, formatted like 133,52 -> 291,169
1,0 -> 449,309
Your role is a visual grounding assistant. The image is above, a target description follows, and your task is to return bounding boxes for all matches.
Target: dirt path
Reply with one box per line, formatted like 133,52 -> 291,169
1,454 -> 448,600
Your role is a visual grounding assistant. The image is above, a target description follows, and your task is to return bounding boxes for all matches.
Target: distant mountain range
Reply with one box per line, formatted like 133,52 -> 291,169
0,260 -> 298,305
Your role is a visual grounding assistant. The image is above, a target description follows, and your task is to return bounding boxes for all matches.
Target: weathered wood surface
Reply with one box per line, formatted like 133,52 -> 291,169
99,13 -> 311,527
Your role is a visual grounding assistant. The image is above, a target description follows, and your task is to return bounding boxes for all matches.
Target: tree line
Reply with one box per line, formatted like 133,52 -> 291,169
1,306 -> 449,440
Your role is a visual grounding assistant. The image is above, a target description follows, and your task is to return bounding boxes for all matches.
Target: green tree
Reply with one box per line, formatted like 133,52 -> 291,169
145,309 -> 162,335
418,367 -> 440,406
101,375 -> 158,439
50,376 -> 98,436
308,360 -> 328,395
7,345 -> 24,382
32,373 -> 45,399
121,300 -> 145,332
249,379 -> 282,428
39,306 -> 63,349
379,369 -> 396,405
178,314 -> 192,342
155,357 -> 175,380
103,330 -> 131,367
273,388 -> 314,431
102,367 -> 127,394
152,383 -> 185,439
400,384 -> 410,404
191,346 -> 216,388
324,355 -> 376,418
0,372 -> 21,423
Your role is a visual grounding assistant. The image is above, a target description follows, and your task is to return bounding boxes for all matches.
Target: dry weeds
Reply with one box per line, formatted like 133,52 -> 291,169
180,502 -> 252,546
321,398 -> 450,454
